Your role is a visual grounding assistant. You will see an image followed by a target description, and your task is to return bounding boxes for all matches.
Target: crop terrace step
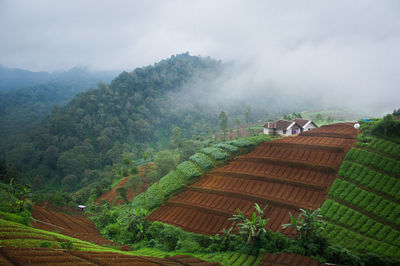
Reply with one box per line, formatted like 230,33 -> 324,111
188,186 -> 322,210
235,156 -> 338,173
261,141 -> 346,153
210,171 -> 327,190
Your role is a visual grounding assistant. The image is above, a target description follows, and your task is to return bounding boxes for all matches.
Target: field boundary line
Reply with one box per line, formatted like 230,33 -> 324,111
31,218 -> 66,231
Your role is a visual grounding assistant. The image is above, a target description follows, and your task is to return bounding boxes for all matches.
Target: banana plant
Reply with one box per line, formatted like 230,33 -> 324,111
229,203 -> 269,246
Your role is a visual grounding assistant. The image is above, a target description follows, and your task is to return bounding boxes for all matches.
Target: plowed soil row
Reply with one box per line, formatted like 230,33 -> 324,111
190,176 -> 326,209
274,135 -> 356,151
259,252 -> 325,266
243,145 -> 345,169
0,247 -> 219,265
31,205 -> 120,247
214,161 -> 336,189
147,123 -> 359,237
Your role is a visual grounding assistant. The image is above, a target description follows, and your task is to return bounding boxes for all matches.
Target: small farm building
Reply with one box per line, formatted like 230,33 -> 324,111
263,119 -> 318,136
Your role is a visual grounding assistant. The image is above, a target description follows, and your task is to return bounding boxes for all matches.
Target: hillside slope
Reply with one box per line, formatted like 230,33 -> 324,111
147,123 -> 359,236
319,134 -> 400,258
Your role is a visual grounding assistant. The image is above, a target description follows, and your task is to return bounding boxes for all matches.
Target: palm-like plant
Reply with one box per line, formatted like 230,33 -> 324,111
282,208 -> 325,240
229,203 -> 269,246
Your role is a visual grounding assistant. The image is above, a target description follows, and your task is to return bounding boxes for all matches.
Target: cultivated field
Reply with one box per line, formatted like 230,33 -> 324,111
31,205 -> 119,247
147,123 -> 359,236
259,252 -> 325,266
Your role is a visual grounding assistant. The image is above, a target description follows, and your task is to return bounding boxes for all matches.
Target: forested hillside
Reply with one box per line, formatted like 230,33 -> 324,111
2,54 -> 226,191
0,67 -> 116,153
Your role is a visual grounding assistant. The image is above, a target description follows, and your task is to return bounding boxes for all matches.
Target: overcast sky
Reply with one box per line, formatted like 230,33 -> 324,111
1,0 -> 399,114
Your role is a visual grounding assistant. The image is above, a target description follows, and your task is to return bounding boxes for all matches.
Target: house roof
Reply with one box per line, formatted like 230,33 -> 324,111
293,119 -> 318,128
264,120 -> 302,130
264,119 -> 317,130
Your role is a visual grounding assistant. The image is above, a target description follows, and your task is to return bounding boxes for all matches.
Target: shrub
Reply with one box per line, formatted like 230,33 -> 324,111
176,161 -> 202,180
39,241 -> 52,248
59,241 -> 73,249
214,143 -> 240,154
159,170 -> 186,197
200,147 -> 230,161
189,153 -> 215,171
228,139 -> 257,149
145,182 -> 164,210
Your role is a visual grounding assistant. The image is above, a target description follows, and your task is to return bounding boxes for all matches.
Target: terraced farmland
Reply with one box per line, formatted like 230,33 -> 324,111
0,219 -> 219,265
259,252 -> 325,266
148,123 -> 359,236
320,134 -> 400,258
31,205 -> 118,247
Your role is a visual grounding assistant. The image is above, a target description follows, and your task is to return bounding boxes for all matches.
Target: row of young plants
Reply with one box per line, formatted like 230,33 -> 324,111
363,137 -> 400,158
321,222 -> 399,258
328,179 -> 400,226
345,148 -> 400,177
338,161 -> 400,201
320,199 -> 400,249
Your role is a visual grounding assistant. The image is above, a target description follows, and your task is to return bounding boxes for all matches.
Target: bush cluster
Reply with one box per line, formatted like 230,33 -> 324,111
200,147 -> 230,161
176,161 -> 202,181
189,153 -> 215,171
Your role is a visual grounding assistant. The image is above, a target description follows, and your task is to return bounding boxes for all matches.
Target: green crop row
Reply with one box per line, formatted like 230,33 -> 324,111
338,161 -> 400,201
320,199 -> 400,248
200,147 -> 230,161
368,138 -> 400,158
214,143 -> 240,154
176,161 -> 203,180
345,148 -> 400,177
189,153 -> 216,171
328,179 -> 400,226
321,222 -> 400,258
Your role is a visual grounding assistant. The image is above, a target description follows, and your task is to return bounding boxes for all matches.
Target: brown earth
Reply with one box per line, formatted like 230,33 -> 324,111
259,252 -> 326,266
0,247 -> 220,265
147,123 -> 359,237
95,163 -> 156,206
31,205 -> 121,248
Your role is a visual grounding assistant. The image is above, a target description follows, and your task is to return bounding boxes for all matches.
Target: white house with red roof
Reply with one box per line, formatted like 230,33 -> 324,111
263,119 -> 318,136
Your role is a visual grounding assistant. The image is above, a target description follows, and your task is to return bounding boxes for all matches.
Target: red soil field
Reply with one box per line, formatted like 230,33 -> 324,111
95,163 -> 156,206
31,205 -> 120,247
0,247 -> 219,265
259,252 -> 326,266
147,123 -> 359,237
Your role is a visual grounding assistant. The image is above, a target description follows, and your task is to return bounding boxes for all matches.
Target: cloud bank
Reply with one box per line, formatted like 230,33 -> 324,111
1,0 -> 399,114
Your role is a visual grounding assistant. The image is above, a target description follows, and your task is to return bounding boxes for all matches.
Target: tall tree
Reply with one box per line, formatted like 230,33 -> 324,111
219,111 -> 228,133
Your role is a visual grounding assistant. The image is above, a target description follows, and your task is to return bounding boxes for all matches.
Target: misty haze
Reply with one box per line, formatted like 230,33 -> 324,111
0,1 -> 399,265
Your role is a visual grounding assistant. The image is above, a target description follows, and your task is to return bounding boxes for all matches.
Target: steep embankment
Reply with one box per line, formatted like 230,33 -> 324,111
147,123 -> 359,236
0,219 -> 219,265
319,135 -> 400,258
31,205 -> 119,247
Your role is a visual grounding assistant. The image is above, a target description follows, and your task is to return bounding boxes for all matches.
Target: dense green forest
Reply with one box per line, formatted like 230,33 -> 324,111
0,67 -> 116,153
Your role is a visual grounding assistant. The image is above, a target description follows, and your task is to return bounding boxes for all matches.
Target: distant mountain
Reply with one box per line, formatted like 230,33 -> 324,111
0,67 -> 117,152
0,65 -> 54,92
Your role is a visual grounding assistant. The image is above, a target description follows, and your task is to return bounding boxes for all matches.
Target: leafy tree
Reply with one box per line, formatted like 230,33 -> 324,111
229,203 -> 268,247
315,113 -> 323,121
371,114 -> 400,138
116,186 -> 128,203
219,111 -> 228,133
245,106 -> 251,124
169,126 -> 182,149
154,150 -> 179,177
127,208 -> 150,242
282,208 -> 325,240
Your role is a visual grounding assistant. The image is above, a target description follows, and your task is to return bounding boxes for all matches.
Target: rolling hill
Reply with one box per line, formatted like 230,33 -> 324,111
147,123 -> 359,236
